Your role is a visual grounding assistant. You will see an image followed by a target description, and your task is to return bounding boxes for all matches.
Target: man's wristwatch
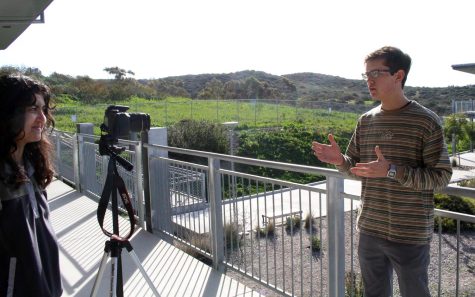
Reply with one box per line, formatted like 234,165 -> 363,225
387,164 -> 397,179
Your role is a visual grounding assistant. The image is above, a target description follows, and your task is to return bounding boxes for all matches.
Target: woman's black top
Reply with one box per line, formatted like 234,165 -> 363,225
0,162 -> 62,297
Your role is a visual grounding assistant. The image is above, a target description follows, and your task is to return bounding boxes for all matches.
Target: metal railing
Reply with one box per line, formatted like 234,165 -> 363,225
452,99 -> 475,114
51,130 -> 475,297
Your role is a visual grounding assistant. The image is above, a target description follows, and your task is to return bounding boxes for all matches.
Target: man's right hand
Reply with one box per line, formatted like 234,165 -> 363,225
311,134 -> 344,166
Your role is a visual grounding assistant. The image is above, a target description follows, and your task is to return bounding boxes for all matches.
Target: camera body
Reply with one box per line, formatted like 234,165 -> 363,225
99,105 -> 151,157
101,105 -> 151,140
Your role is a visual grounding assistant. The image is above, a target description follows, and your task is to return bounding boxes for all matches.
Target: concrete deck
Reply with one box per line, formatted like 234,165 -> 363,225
47,180 -> 262,297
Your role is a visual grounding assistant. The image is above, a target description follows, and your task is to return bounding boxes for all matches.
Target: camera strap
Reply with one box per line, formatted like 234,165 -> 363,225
97,169 -> 136,241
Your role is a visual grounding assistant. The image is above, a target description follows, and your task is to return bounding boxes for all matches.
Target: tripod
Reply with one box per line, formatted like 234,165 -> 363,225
90,147 -> 160,297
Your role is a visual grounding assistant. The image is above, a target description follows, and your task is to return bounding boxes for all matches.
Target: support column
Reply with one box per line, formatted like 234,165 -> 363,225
147,127 -> 170,233
326,176 -> 345,297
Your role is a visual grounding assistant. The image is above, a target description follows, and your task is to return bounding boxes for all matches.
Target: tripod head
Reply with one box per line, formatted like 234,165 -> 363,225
98,134 -> 134,172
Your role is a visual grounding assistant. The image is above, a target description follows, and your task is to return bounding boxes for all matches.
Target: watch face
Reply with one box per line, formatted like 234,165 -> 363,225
387,165 -> 396,178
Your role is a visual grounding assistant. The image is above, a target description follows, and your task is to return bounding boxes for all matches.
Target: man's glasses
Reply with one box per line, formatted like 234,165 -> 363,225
361,69 -> 392,80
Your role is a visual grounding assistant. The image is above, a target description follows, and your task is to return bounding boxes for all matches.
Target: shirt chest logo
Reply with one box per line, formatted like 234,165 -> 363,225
380,130 -> 394,140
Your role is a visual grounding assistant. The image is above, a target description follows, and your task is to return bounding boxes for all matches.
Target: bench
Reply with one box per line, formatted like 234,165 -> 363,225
261,210 -> 302,226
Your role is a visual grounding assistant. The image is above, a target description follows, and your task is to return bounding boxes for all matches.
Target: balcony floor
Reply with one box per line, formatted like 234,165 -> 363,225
47,179 -> 263,297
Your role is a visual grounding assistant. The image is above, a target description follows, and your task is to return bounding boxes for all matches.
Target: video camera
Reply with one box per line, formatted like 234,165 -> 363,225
99,105 -> 151,158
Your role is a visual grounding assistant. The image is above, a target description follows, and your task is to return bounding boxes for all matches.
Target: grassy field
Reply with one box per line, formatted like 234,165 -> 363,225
54,96 -> 362,134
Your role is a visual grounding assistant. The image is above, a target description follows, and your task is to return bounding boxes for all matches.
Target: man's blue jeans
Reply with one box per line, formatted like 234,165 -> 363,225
358,233 -> 431,297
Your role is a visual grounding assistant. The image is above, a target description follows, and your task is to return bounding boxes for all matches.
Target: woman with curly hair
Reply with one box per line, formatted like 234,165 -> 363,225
0,74 -> 62,297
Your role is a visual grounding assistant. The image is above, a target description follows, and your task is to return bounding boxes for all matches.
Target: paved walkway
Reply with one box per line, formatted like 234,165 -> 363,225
47,179 -> 262,297
451,151 -> 475,183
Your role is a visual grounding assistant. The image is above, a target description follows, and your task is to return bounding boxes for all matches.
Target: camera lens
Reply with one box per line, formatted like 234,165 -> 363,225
129,113 -> 151,132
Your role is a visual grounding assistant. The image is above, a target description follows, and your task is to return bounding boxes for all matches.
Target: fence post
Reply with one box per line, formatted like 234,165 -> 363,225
148,128 -> 171,233
141,131 -> 151,232
76,123 -> 94,193
54,131 -> 62,179
326,176 -> 345,297
72,133 -> 80,191
134,139 -> 145,228
208,157 -> 224,271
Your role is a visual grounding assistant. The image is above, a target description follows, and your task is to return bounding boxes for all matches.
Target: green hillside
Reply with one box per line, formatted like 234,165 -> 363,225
2,66 -> 475,117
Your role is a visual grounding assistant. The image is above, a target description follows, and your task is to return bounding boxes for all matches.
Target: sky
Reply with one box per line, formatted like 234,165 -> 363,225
1,0 -> 475,88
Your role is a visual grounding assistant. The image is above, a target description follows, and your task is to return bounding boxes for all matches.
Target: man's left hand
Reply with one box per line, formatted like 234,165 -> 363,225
349,146 -> 390,178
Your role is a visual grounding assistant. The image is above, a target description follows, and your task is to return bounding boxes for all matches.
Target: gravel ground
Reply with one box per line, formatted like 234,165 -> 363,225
224,211 -> 475,297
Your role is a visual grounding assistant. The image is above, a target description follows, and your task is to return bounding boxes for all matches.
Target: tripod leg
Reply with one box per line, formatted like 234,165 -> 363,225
111,257 -> 119,297
90,248 -> 111,297
109,251 -> 124,297
117,253 -> 124,297
124,242 -> 161,297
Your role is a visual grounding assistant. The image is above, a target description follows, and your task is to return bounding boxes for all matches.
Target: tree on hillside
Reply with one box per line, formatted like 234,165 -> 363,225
197,78 -> 224,99
282,77 -> 297,92
147,79 -> 190,98
104,66 -> 135,80
223,80 -> 243,99
45,72 -> 76,97
71,75 -> 109,103
244,76 -> 263,99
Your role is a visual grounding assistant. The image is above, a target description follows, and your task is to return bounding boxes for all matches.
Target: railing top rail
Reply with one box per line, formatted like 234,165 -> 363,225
440,185 -> 475,200
435,208 -> 475,222
145,143 -> 345,178
54,130 -> 141,146
154,156 -> 208,171
219,168 -> 328,192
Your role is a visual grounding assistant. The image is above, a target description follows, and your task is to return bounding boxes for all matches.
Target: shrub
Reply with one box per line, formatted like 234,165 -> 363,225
178,233 -> 212,265
304,212 -> 316,231
310,235 -> 321,252
255,221 -> 276,237
224,222 -> 241,249
236,124 -> 349,184
168,119 -> 229,164
285,215 -> 301,232
434,193 -> 475,232
345,271 -> 364,297
458,178 -> 475,188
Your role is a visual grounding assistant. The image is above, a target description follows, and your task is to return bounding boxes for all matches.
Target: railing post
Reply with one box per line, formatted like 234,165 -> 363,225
72,133 -> 80,191
327,176 -> 345,297
208,157 -> 224,271
55,131 -> 62,178
148,128 -> 171,233
134,139 -> 145,228
76,123 -> 94,193
141,131 -> 152,232
77,133 -> 86,193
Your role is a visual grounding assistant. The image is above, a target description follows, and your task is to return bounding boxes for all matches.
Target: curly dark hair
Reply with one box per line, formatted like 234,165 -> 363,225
0,74 -> 56,189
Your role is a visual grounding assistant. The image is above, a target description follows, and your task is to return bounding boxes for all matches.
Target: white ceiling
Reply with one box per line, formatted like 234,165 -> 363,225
0,0 -> 54,50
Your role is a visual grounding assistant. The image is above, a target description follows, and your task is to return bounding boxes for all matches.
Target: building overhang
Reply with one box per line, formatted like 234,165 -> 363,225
0,0 -> 54,50
452,63 -> 475,75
